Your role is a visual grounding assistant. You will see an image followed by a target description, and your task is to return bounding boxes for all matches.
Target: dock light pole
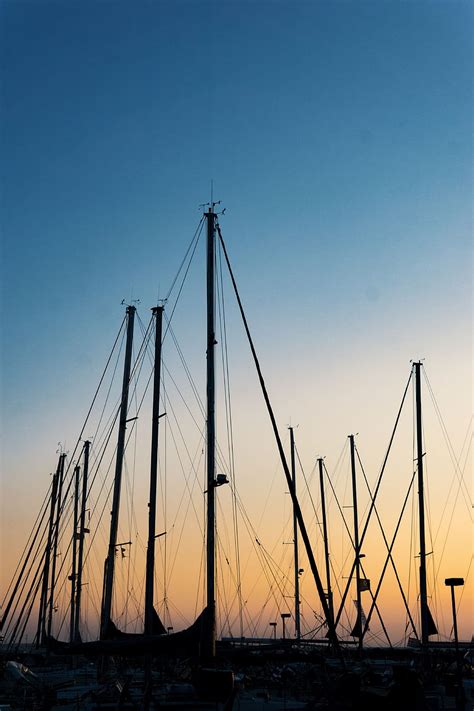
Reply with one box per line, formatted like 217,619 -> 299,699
270,622 -> 277,640
281,613 -> 291,640
445,577 -> 464,711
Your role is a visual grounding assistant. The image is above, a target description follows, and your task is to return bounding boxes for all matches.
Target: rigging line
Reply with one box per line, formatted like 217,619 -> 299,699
214,497 -> 255,637
356,555 -> 392,646
163,218 -> 205,341
46,315 -> 128,542
2,532 -> 47,642
420,439 -> 441,631
230,479 -> 293,589
433,436 -> 473,554
323,460 -> 354,547
13,566 -> 45,649
36,332 -> 135,603
423,368 -> 472,514
162,365 -> 168,626
11,559 -> 46,650
156,413 -> 206,592
227,492 -> 290,622
83,367 -> 154,579
432,445 -> 473,593
84,324 -> 154,556
1,478 -> 53,612
159,381 -> 205,532
164,215 -> 205,303
2,528 -> 49,643
5,543 -> 47,647
295,445 -> 321,529
162,361 -> 204,432
164,596 -> 192,627
327,439 -> 349,510
89,327 -> 126,460
251,538 -> 293,625
230,477 -> 290,607
228,458 -> 286,613
164,317 -> 236,481
407,436 -> 418,642
0,483 -> 52,632
216,223 -> 340,653
408,373 -> 418,641
231,488 -> 299,619
124,326 -> 153,540
417,405 -> 444,635
360,471 -> 419,643
216,535 -> 233,637
88,320 -> 148,460
164,440 -> 205,589
355,444 -> 417,636
217,235 -> 243,637
349,448 -> 375,536
165,317 -> 205,418
459,415 -> 473,466
333,370 -> 413,629
453,553 -> 472,620
54,434 -> 119,589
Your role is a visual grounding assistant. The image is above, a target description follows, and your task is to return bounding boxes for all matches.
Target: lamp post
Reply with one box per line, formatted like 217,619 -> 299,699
445,577 -> 464,711
281,613 -> 291,641
269,622 -> 277,640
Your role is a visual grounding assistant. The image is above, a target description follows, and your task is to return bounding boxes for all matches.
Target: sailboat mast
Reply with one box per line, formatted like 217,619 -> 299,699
74,440 -> 90,641
36,464 -> 59,646
318,458 -> 334,630
101,305 -> 136,638
289,427 -> 301,639
46,452 -> 66,639
205,206 -> 217,658
69,465 -> 80,643
414,361 -> 429,647
144,305 -> 164,635
349,434 -> 362,651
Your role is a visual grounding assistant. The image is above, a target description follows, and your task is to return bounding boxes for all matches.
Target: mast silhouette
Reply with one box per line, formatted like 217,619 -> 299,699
144,306 -> 164,636
318,458 -> 334,632
69,465 -> 80,643
289,427 -> 301,639
47,452 -> 66,639
36,462 -> 59,646
74,440 -> 90,641
205,205 -> 217,658
144,305 -> 164,706
101,305 -> 136,639
349,434 -> 362,651
414,361 -> 430,647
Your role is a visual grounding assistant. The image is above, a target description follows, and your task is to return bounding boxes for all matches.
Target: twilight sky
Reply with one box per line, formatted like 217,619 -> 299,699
1,0 -> 472,642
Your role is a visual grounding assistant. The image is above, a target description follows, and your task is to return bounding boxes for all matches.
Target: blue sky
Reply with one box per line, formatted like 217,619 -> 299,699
1,1 -> 472,637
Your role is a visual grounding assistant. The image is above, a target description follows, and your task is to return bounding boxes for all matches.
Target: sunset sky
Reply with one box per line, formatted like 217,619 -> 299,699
1,0 -> 472,644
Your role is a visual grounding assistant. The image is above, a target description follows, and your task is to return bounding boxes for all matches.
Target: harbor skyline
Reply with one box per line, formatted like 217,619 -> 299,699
1,0 -> 472,646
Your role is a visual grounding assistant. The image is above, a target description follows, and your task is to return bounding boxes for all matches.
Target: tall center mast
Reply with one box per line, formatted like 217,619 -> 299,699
205,205 -> 217,658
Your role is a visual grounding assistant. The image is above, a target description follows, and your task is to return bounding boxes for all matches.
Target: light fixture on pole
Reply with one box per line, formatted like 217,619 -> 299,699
281,613 -> 291,641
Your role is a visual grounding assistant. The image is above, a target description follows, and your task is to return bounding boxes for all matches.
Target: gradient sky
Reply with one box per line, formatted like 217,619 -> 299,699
1,0 -> 472,643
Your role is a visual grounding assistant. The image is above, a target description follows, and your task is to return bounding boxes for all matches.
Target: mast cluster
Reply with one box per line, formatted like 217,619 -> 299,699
1,211 -> 446,660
